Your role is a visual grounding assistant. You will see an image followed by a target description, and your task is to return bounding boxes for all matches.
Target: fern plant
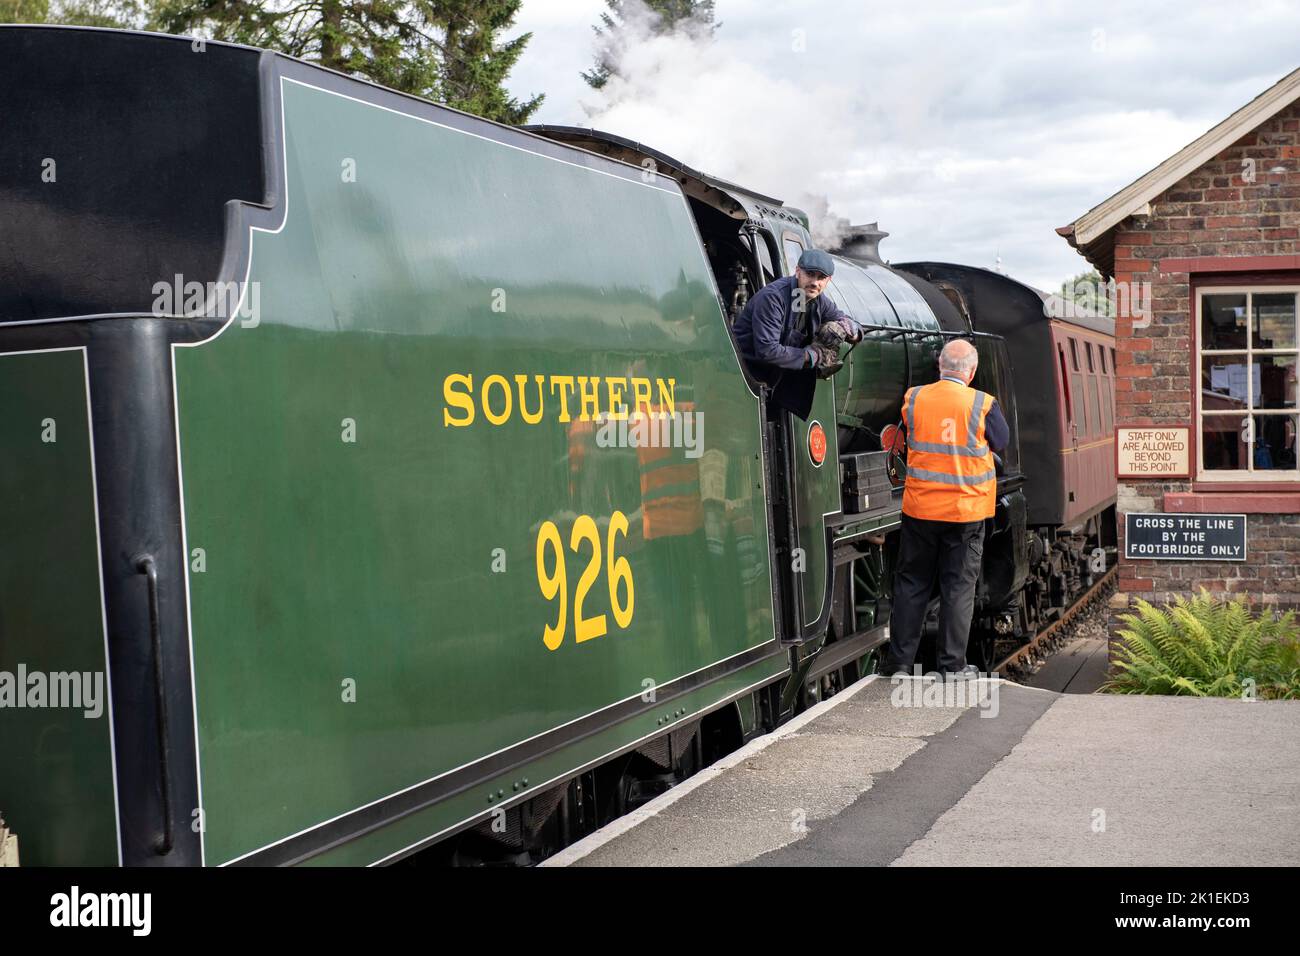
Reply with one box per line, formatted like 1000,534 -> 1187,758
1103,588 -> 1300,699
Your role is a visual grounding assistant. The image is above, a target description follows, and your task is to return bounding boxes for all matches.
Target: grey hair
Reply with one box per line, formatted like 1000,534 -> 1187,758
939,339 -> 979,375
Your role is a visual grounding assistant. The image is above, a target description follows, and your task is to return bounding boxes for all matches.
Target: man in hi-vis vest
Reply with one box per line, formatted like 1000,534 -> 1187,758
882,339 -> 1009,679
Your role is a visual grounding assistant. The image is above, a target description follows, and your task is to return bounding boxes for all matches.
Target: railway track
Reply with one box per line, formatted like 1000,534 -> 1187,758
994,566 -> 1117,680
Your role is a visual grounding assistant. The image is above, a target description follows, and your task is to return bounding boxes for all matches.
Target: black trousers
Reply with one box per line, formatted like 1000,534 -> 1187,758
884,513 -> 985,673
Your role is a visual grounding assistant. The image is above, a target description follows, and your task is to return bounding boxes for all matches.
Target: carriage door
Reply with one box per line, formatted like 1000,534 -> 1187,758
1058,338 -> 1080,510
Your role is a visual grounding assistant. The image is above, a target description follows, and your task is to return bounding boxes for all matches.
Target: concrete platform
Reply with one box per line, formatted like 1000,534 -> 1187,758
543,676 -> 1300,867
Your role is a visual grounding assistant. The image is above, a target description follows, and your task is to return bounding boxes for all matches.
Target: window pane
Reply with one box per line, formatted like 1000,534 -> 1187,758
1071,372 -> 1088,432
1099,347 -> 1107,373
1252,292 -> 1297,350
1201,416 -> 1247,470
1201,293 -> 1247,350
1099,373 -> 1112,434
1257,354 -> 1298,409
1201,355 -> 1250,409
1251,414 -> 1298,471
1081,374 -> 1092,437
1069,338 -> 1079,371
783,238 -> 804,276
1058,347 -> 1073,422
753,235 -> 775,283
1086,342 -> 1095,372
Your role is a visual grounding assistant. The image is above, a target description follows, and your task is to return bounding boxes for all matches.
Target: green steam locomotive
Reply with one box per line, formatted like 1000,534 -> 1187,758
0,26 -> 1108,867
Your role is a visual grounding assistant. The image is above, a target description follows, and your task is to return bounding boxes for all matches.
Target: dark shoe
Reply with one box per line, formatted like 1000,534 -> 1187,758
876,657 -> 908,678
942,665 -> 982,681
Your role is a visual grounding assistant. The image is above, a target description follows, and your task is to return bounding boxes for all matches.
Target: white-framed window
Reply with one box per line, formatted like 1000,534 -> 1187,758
1198,286 -> 1299,479
781,232 -> 805,276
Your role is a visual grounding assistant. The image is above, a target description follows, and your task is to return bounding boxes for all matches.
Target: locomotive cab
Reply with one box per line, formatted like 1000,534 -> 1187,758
524,126 -> 852,658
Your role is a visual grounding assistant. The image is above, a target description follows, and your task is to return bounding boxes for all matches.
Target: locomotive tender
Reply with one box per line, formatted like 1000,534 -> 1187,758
0,26 -> 1114,866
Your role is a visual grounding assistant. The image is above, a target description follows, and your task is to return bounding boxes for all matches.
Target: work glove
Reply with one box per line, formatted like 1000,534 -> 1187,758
816,319 -> 861,349
810,343 -> 843,378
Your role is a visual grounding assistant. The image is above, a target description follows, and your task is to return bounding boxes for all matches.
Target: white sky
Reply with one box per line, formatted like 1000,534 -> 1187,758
504,0 -> 1300,291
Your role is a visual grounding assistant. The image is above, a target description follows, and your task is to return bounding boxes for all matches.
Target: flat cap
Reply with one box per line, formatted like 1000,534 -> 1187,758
797,248 -> 835,277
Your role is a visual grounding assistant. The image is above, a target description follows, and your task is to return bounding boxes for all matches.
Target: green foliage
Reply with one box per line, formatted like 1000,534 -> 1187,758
149,0 -> 421,88
149,0 -> 542,124
582,0 -> 717,89
0,0 -> 49,22
15,0 -> 542,124
428,0 -> 541,125
1058,269 -> 1114,317
0,0 -> 144,26
1103,588 -> 1300,699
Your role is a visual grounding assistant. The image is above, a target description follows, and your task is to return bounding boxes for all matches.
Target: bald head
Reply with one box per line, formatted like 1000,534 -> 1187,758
939,339 -> 979,383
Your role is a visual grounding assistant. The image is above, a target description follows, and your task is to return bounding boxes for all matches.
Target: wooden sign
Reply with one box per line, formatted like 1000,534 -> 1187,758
1117,427 -> 1190,478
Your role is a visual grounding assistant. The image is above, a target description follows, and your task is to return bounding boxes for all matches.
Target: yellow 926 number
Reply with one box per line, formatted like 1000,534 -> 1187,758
536,511 -> 634,650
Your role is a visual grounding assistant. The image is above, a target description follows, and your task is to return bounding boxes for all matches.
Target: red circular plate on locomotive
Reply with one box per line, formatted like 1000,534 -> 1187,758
808,421 -> 827,466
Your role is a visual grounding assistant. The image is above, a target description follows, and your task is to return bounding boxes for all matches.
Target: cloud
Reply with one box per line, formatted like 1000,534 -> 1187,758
510,0 -> 1300,289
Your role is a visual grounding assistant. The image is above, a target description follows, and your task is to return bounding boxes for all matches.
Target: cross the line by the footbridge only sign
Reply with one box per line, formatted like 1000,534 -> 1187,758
1124,513 -> 1247,561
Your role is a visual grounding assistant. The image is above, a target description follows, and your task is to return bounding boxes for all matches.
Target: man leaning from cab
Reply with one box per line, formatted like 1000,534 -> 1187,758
881,338 -> 1009,680
734,248 -> 862,382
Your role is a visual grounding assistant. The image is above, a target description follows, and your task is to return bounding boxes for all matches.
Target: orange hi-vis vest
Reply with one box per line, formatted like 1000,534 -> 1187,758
901,378 -> 997,522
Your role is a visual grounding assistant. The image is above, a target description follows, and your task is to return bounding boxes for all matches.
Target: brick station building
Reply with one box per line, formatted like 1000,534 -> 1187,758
1059,66 -> 1300,629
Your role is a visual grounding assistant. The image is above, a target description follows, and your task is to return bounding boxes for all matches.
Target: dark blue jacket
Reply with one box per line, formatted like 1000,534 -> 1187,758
984,399 -> 1010,453
734,275 -> 855,375
731,275 -> 859,420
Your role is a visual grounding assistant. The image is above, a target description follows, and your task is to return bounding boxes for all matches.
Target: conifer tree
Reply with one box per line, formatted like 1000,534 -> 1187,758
582,0 -> 717,89
145,0 -> 542,124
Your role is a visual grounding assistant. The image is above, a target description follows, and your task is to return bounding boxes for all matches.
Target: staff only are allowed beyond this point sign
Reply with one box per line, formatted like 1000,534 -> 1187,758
1117,427 -> 1190,478
1125,512 -> 1248,561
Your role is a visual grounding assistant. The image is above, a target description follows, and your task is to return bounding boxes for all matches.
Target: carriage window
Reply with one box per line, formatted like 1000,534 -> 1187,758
1069,347 -> 1088,436
1099,347 -> 1107,373
1086,368 -> 1100,439
1086,342 -> 1095,372
1198,287 -> 1299,479
1069,338 -> 1079,371
1099,370 -> 1112,434
1058,345 -> 1073,424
